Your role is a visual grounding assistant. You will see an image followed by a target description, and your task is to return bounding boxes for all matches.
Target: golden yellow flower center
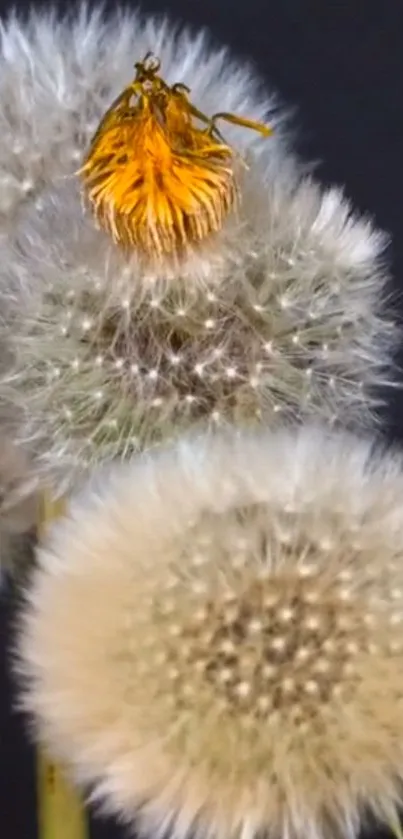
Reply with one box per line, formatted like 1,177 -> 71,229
78,53 -> 272,263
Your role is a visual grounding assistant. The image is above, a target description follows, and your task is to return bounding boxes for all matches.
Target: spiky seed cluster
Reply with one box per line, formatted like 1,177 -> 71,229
0,171 -> 395,492
186,572 -> 363,719
16,427 -> 403,839
79,53 -> 271,263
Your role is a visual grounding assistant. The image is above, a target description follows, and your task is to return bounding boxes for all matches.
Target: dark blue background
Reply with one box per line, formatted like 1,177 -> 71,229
1,1 -> 403,837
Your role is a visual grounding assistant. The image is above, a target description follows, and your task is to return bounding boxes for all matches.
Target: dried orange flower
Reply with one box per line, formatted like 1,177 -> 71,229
79,52 -> 272,262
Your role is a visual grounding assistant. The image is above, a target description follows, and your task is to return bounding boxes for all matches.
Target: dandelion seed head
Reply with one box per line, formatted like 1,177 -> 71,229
16,427 -> 403,839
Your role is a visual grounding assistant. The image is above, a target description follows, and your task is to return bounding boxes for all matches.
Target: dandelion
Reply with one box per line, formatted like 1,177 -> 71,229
16,425 -> 403,839
0,7 -> 397,492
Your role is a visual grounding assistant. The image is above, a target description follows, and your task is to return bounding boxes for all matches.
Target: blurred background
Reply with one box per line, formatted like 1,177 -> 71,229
1,1 -> 403,837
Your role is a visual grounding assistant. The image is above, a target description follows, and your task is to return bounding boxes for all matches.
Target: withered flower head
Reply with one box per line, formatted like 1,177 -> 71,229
79,52 -> 272,264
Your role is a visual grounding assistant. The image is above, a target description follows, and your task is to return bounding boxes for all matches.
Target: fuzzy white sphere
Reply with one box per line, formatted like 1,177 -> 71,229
16,425 -> 403,839
0,6 -> 396,493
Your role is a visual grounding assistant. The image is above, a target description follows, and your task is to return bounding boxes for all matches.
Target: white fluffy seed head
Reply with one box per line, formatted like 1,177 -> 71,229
0,173 -> 395,494
0,8 -> 396,493
16,425 -> 403,839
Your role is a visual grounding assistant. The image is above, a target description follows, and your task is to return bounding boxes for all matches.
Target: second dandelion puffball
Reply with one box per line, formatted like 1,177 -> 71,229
17,426 -> 403,839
